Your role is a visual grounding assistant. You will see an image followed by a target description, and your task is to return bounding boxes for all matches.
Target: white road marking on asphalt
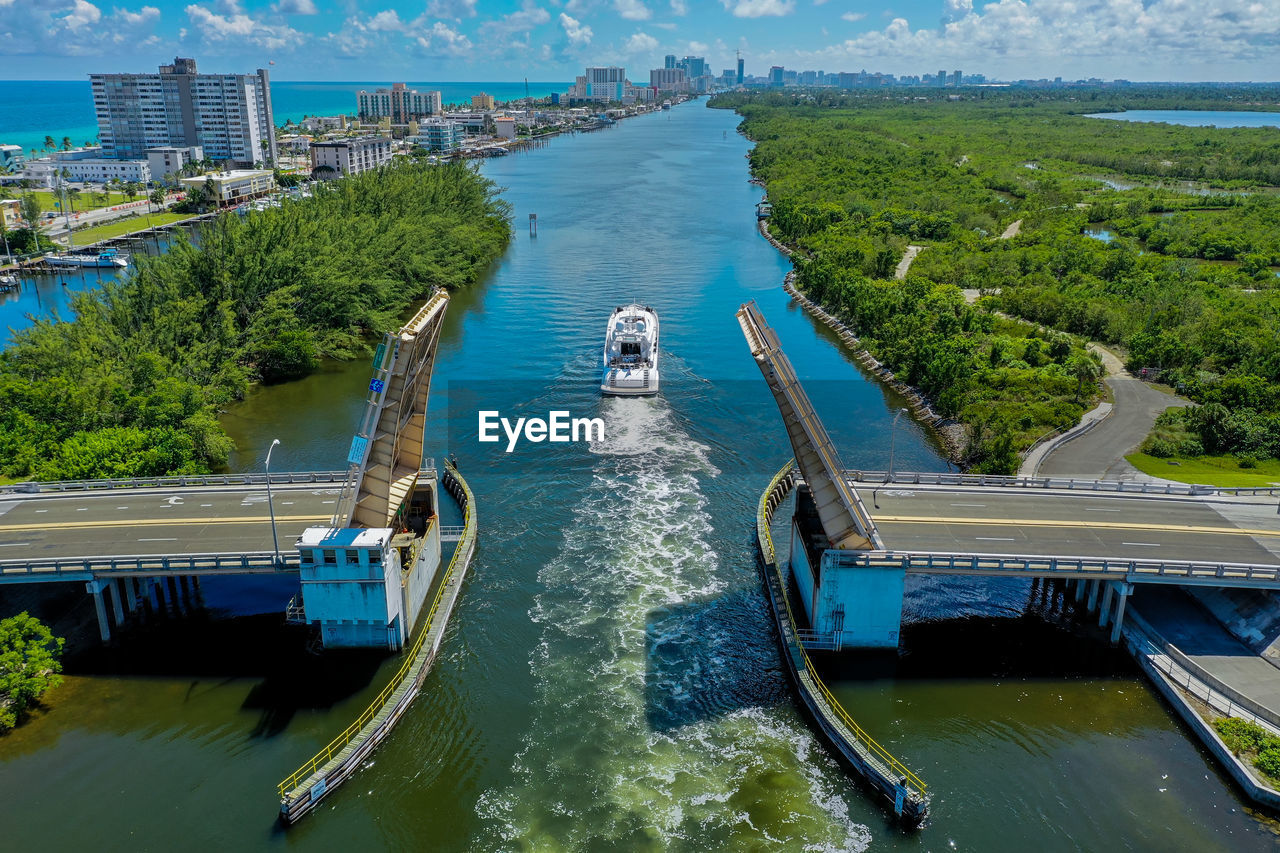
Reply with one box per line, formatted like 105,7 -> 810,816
0,542 -> 31,547
322,500 -> 335,504
1122,542 -> 1161,547
951,503 -> 986,507
76,507 -> 87,511
1086,508 -> 1122,512
138,538 -> 178,542
975,536 -> 1016,541
116,506 -> 129,509
35,509 -> 47,513
282,501 -> 294,505
200,504 -> 212,507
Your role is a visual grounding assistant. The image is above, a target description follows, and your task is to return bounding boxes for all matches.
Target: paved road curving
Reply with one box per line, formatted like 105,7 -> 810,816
1038,347 -> 1191,481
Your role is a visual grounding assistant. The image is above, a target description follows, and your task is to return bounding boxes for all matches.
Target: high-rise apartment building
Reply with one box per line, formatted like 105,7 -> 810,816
90,57 -> 276,167
665,54 -> 677,70
737,58 -> 745,85
770,66 -> 785,87
585,67 -> 627,101
650,68 -> 688,91
357,83 -> 443,123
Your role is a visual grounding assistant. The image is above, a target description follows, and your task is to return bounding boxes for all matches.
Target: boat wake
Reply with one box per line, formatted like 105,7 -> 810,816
475,396 -> 870,850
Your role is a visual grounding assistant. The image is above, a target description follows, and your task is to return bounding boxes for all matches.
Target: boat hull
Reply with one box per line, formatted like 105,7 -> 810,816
601,367 -> 659,396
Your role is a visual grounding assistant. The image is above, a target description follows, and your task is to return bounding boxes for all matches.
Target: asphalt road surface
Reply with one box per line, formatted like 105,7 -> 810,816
0,485 -> 338,562
858,485 -> 1280,566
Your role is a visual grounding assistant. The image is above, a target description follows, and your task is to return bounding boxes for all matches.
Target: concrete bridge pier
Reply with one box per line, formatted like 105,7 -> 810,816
1086,579 -> 1101,614
86,578 -> 112,642
124,577 -> 138,612
1109,582 -> 1133,644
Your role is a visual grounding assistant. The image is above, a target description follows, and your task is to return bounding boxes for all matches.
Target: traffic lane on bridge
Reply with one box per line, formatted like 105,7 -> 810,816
0,488 -> 337,560
859,488 -> 1280,565
859,487 -> 1280,534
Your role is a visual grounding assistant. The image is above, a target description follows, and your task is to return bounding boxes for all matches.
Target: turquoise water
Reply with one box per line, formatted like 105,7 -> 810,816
0,80 -> 568,156
1,102 -> 1276,850
1085,109 -> 1280,128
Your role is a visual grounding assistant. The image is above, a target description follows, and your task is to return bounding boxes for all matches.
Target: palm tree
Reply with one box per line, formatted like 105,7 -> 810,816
42,135 -> 55,153
123,181 -> 140,202
66,187 -> 81,213
148,186 -> 165,212
60,137 -> 72,152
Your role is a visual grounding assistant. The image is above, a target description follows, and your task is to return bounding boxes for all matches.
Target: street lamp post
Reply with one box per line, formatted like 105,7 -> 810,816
265,438 -> 282,567
887,407 -> 910,482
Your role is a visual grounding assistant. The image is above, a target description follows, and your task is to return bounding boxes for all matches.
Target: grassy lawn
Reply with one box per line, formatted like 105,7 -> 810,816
1125,453 -> 1280,487
69,211 -> 196,245
25,190 -> 134,214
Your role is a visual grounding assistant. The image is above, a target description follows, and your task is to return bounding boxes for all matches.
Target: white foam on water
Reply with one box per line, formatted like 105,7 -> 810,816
474,396 -> 870,850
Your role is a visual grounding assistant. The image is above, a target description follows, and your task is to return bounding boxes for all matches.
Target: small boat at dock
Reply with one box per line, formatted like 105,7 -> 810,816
601,303 -> 660,396
45,248 -> 128,269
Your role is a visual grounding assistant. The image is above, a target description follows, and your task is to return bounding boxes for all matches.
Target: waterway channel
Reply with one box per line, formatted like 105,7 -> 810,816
1,101 -> 1277,850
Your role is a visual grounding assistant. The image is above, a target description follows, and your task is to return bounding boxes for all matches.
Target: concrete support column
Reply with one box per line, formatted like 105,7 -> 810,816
1086,579 -> 1100,614
124,577 -> 138,612
1074,578 -> 1087,603
166,577 -> 180,613
86,578 -> 111,643
109,579 -> 125,625
1110,583 -> 1133,644
1099,582 -> 1115,628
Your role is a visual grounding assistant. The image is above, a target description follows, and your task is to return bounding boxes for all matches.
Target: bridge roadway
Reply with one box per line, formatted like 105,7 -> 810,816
857,481 -> 1280,574
0,483 -> 340,581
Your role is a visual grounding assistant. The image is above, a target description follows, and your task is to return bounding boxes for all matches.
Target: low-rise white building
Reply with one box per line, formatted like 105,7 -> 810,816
146,146 -> 203,181
310,136 -> 393,179
180,169 -> 275,204
493,116 -> 517,140
408,119 -> 464,153
26,152 -> 151,186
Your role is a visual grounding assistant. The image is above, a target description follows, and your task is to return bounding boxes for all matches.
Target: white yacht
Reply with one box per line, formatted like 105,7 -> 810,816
601,303 -> 659,396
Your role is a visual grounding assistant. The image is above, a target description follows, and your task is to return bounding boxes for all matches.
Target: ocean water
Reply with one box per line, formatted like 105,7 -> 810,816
0,80 -> 568,156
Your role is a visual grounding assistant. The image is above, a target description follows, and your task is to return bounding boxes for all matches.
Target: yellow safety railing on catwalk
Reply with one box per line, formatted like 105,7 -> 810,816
277,470 -> 476,799
758,460 -> 927,797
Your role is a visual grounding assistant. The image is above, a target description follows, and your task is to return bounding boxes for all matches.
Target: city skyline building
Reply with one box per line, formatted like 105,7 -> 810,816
357,83 -> 443,124
90,56 -> 276,167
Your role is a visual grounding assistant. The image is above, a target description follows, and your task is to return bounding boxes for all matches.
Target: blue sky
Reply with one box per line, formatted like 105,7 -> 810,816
1,1 -> 1276,82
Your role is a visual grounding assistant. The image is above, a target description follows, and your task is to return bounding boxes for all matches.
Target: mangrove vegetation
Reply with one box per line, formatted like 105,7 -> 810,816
714,88 -> 1280,472
0,162 -> 511,481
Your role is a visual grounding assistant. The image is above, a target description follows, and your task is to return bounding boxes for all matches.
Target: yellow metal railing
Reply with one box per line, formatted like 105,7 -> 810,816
757,460 -> 927,797
277,470 -> 475,800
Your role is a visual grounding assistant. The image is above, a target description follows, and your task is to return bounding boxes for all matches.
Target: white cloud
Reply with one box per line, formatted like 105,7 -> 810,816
366,8 -> 402,30
416,19 -> 472,55
722,0 -> 793,18
273,0 -> 317,14
623,30 -> 658,53
615,0 -> 650,21
670,0 -> 687,14
687,40 -> 707,52
559,12 -> 593,45
426,0 -> 476,18
941,0 -> 973,25
114,4 -> 159,25
790,0 -> 1280,81
840,11 -> 864,22
63,0 -> 102,29
185,3 -> 304,50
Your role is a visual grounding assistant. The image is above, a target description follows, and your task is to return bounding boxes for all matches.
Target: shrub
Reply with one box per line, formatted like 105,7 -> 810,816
1256,747 -> 1280,781
1215,717 -> 1272,755
1238,455 -> 1259,469
1144,438 -> 1178,459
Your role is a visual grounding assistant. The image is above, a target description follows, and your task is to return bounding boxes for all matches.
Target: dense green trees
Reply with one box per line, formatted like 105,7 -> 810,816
713,88 -> 1280,471
0,162 -> 511,481
0,612 -> 63,732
